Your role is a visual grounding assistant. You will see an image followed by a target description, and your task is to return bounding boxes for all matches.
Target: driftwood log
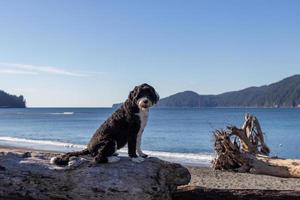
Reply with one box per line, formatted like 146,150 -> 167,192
0,148 -> 190,200
212,113 -> 300,178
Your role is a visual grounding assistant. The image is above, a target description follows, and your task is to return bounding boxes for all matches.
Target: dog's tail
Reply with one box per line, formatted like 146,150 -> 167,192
50,148 -> 90,166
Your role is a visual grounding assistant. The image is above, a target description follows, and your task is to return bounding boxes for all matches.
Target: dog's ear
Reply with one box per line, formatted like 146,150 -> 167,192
154,90 -> 160,104
128,87 -> 136,101
128,86 -> 141,102
147,85 -> 159,104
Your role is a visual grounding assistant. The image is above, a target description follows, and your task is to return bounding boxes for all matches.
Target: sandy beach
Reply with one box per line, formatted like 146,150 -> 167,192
1,145 -> 300,192
187,166 -> 300,190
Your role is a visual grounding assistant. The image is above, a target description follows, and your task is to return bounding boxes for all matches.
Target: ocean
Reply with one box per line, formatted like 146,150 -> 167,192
0,108 -> 300,166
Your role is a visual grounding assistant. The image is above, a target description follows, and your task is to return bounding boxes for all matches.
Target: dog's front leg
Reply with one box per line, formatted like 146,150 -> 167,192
128,134 -> 144,163
136,130 -> 148,158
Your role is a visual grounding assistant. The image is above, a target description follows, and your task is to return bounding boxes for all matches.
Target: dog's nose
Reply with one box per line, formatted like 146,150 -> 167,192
143,99 -> 148,104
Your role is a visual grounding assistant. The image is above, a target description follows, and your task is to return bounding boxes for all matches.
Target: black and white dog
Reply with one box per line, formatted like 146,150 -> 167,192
51,83 -> 159,165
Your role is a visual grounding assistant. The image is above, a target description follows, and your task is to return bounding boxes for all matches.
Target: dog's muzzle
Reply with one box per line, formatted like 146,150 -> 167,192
137,97 -> 153,109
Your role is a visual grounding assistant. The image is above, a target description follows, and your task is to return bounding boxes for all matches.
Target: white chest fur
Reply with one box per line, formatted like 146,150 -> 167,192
135,108 -> 149,157
137,108 -> 149,131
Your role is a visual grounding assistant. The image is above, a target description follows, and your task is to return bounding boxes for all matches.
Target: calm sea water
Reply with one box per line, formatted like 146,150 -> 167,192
0,108 -> 300,165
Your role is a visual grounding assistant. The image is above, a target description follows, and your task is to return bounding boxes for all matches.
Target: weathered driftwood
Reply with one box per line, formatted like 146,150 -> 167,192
212,114 -> 300,178
173,186 -> 300,200
0,148 -> 190,200
241,113 -> 270,155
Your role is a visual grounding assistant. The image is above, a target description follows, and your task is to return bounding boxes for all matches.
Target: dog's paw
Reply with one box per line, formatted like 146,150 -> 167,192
131,156 -> 145,163
138,152 -> 148,158
141,154 -> 148,158
50,157 -> 58,165
112,152 -> 119,156
68,157 -> 88,168
107,156 -> 120,163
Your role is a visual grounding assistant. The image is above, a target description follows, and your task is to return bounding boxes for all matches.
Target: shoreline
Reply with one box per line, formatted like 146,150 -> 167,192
0,140 -> 212,166
0,144 -> 208,167
1,145 -> 300,191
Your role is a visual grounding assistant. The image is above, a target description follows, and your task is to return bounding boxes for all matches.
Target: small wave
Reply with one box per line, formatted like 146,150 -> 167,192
118,149 -> 213,165
0,136 -> 85,149
0,136 -> 213,166
48,112 -> 74,115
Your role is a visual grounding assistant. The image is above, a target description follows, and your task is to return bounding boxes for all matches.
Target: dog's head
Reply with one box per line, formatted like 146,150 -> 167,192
128,83 -> 159,110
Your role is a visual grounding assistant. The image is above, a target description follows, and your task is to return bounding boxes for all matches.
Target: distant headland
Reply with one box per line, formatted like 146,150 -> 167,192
113,75 -> 300,108
0,90 -> 26,108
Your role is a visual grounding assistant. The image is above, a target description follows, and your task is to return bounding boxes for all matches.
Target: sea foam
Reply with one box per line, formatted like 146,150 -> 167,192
48,112 -> 75,115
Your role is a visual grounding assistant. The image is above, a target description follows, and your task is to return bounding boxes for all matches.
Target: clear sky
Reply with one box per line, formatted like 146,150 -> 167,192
0,0 -> 299,107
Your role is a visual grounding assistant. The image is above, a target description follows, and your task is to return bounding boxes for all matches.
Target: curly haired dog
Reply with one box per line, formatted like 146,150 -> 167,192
51,83 -> 159,165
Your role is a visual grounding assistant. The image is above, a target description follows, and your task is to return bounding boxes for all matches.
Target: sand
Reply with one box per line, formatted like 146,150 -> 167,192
187,166 -> 300,190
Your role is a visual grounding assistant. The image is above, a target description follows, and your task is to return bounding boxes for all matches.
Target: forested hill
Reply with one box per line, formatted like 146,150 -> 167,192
157,75 -> 300,108
0,90 -> 26,108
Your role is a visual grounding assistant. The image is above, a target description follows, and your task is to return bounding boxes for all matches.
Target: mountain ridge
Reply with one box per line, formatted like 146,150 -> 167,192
157,75 -> 300,108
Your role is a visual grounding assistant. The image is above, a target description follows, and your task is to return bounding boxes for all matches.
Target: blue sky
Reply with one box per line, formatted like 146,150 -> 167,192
0,0 -> 299,107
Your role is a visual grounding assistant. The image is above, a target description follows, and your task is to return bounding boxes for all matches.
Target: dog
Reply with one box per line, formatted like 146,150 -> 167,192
51,83 -> 159,165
